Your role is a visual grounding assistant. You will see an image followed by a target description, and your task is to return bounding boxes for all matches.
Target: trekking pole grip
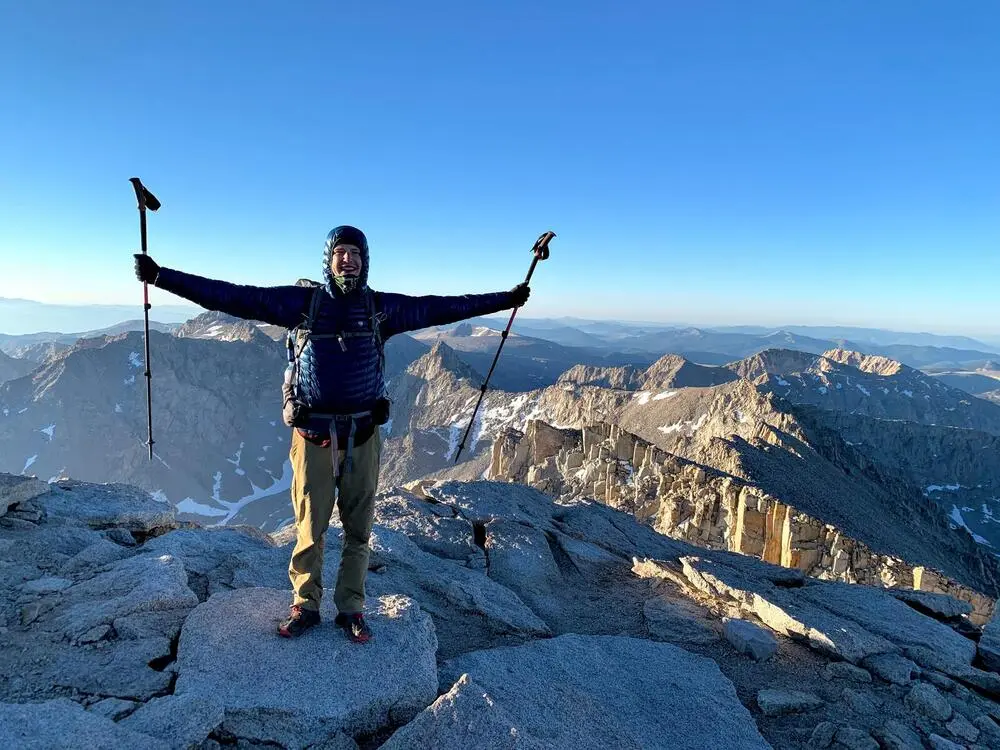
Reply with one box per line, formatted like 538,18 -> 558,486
532,231 -> 555,260
523,231 -> 554,285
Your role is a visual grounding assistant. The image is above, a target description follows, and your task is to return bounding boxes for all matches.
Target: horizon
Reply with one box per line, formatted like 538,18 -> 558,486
2,3 -> 998,335
2,294 -> 999,347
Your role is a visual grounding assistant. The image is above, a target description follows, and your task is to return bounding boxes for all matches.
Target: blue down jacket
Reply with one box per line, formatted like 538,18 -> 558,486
154,258 -> 516,442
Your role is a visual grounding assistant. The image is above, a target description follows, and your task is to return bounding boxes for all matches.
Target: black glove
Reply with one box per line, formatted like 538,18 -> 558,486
510,282 -> 530,307
134,254 -> 160,284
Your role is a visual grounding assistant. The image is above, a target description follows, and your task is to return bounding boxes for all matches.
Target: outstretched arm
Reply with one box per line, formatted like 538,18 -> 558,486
378,288 -> 524,339
152,265 -> 312,329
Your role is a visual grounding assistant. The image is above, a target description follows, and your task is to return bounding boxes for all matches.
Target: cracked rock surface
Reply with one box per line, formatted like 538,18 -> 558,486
3,473 -> 1000,749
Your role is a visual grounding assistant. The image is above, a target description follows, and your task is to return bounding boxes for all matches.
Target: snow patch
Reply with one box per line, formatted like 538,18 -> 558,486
817,386 -> 828,395
927,483 -> 961,493
149,489 -> 169,504
657,413 -> 708,437
21,455 -> 38,474
40,424 -> 55,439
128,351 -> 143,369
18,407 -> 28,414
114,403 -> 123,413
177,498 -> 229,517
124,375 -> 136,386
634,391 -> 651,405
949,505 -> 991,545
226,442 -> 245,467
856,384 -> 871,397
213,459 -> 295,526
776,378 -> 790,387
902,390 -> 913,397
235,468 -> 246,476
652,391 -> 678,401
444,423 -> 462,461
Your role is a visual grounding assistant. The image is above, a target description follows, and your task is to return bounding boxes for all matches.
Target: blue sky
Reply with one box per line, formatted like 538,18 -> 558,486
1,1 -> 998,334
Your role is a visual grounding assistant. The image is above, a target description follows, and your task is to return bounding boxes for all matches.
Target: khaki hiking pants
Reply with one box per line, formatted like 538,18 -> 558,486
287,427 -> 382,614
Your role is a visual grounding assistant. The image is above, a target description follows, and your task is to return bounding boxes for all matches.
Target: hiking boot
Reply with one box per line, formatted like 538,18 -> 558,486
277,604 -> 320,637
335,612 -> 372,644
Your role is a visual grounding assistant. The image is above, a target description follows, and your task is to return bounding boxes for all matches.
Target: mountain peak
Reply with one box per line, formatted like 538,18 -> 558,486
822,348 -> 905,376
176,312 -> 271,345
641,353 -> 736,389
728,348 -> 818,382
408,341 -> 484,385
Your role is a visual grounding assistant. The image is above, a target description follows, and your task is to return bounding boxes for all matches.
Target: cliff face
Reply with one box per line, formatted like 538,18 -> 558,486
490,420 -> 997,623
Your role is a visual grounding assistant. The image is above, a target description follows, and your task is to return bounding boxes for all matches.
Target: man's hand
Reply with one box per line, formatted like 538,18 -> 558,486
134,254 -> 160,284
510,282 -> 530,307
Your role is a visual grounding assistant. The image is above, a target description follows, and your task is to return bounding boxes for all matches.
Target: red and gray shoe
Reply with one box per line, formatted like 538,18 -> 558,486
277,604 -> 320,637
335,612 -> 372,644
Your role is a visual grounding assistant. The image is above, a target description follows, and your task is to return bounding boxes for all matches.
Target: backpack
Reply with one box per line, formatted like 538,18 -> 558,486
281,281 -> 388,428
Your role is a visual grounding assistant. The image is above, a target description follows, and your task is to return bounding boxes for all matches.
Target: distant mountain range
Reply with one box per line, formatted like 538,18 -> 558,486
2,306 -> 999,628
0,319 -> 178,360
434,318 -> 1000,372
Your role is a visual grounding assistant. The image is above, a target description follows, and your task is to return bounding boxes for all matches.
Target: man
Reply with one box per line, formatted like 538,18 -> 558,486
134,225 -> 529,642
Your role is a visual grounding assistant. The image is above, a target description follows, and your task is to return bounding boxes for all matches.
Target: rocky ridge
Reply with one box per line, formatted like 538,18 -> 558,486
0,349 -> 37,384
174,312 -> 277,345
490,419 -> 997,623
0,326 -> 429,530
731,348 -> 1000,436
5,471 -> 1000,749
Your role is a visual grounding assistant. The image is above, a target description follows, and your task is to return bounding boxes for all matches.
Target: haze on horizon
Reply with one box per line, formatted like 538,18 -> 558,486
1,2 -> 998,336
3,295 -> 1000,350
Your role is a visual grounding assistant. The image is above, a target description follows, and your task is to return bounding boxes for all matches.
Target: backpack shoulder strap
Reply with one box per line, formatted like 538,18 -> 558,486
289,286 -> 324,361
305,286 -> 323,331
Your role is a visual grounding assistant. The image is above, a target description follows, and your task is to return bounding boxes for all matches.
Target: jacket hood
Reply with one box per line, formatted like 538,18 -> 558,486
323,225 -> 369,295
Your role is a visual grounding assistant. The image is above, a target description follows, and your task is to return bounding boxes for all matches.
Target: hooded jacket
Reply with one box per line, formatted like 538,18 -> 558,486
154,226 -> 517,442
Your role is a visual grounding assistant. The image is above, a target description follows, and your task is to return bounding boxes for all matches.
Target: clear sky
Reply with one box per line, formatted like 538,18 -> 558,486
1,2 -> 998,335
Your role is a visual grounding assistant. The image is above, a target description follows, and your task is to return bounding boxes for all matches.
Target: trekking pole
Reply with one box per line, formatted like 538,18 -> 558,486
129,177 -> 161,461
454,231 -> 554,463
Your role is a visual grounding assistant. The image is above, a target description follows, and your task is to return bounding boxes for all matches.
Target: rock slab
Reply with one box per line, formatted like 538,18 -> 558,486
724,618 -> 778,661
905,683 -> 953,722
173,588 -> 438,749
381,674 -> 552,749
442,633 -> 772,750
757,689 -> 825,717
0,698 -> 170,750
120,694 -> 225,750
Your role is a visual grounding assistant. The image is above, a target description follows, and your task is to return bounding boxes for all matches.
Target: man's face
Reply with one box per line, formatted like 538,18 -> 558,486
330,244 -> 362,277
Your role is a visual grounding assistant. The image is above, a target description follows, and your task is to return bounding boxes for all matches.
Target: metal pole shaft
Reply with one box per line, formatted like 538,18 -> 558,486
139,206 -> 155,460
454,255 -> 542,463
